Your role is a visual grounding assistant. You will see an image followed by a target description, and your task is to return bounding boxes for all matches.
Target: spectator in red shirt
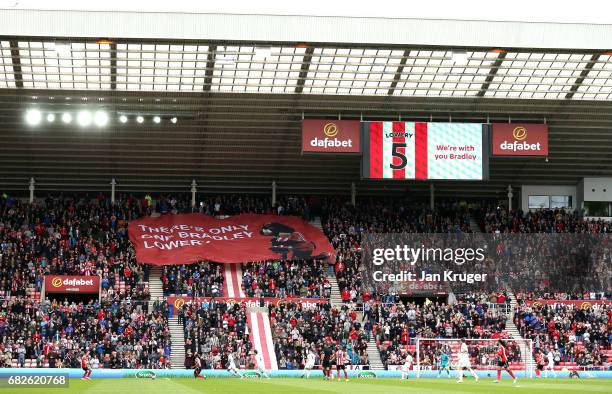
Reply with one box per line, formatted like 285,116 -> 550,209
341,289 -> 351,303
401,327 -> 410,345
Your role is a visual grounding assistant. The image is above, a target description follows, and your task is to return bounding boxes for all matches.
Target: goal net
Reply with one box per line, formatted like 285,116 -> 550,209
415,338 -> 533,378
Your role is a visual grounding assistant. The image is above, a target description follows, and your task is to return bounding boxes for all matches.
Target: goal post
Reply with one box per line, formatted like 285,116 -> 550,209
415,338 -> 533,379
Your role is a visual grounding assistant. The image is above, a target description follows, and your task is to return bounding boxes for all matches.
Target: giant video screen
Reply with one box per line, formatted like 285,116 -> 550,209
361,121 -> 489,180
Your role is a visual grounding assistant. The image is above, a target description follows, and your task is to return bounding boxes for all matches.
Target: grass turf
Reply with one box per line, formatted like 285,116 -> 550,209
0,377 -> 609,394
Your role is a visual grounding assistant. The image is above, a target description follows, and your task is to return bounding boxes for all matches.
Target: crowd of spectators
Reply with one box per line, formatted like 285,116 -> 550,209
475,206 -> 611,298
161,262 -> 224,297
367,300 -> 509,367
157,195 -> 316,297
2,190 -> 610,373
480,206 -> 611,234
319,198 -> 610,302
0,194 -> 151,301
454,292 -> 509,305
414,340 -> 521,370
0,298 -> 171,369
321,199 -> 473,301
514,302 -> 611,369
179,299 -> 252,369
196,195 -> 312,219
269,301 -> 369,369
515,291 -> 608,302
0,192 -> 318,299
241,259 -> 331,299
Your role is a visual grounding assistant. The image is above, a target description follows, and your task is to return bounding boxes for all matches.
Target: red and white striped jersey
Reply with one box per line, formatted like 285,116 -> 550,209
335,350 -> 347,365
497,345 -> 508,362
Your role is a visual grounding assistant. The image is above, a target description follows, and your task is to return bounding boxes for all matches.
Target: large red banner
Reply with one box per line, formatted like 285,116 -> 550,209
44,275 -> 100,293
491,123 -> 548,156
129,213 -> 335,265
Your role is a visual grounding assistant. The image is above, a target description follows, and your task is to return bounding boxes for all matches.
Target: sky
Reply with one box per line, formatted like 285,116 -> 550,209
0,0 -> 611,25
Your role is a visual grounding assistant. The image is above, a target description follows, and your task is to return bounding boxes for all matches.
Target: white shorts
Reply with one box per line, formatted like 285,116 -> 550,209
457,356 -> 471,369
547,362 -> 554,369
305,363 -> 314,369
228,363 -> 238,371
401,364 -> 412,372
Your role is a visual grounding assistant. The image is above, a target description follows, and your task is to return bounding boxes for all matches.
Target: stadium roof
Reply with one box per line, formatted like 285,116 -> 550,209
1,11 -> 612,99
0,10 -> 611,197
1,42 -> 611,100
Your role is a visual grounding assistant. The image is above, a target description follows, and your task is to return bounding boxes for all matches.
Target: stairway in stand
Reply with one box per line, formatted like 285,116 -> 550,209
354,311 -> 385,370
168,316 -> 186,369
327,275 -> 343,306
148,266 -> 164,313
506,291 -> 536,374
469,215 -> 483,233
246,305 -> 278,370
310,217 -> 343,305
310,216 -> 323,231
148,265 -> 185,368
365,335 -> 386,370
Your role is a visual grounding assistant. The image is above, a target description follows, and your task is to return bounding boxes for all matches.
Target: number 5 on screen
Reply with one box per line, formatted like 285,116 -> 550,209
390,143 -> 407,170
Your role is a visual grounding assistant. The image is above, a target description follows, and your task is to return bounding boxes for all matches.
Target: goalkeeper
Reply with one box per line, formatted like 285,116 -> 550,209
437,352 -> 451,378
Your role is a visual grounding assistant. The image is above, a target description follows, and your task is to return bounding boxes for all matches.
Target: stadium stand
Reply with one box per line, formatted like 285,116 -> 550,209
269,301 -> 370,369
479,206 -> 612,234
2,194 -> 610,372
242,260 -> 331,299
178,299 -> 252,369
0,195 -> 150,301
366,300 -> 511,368
0,298 -> 170,369
514,302 -> 611,370
162,262 -> 225,297
321,199 -> 473,301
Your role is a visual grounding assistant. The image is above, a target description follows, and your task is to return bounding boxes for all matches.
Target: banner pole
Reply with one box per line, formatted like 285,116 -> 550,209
110,178 -> 116,204
29,177 -> 35,203
416,338 -> 420,378
271,181 -> 277,206
529,339 -> 533,378
430,183 -> 435,210
190,180 -> 197,210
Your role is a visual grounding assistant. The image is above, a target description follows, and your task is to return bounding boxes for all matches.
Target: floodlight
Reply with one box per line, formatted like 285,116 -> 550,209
25,109 -> 42,126
77,111 -> 92,127
94,111 -> 109,127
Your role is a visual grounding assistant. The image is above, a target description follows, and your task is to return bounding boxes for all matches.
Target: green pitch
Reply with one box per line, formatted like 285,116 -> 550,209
1,378 -> 610,394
